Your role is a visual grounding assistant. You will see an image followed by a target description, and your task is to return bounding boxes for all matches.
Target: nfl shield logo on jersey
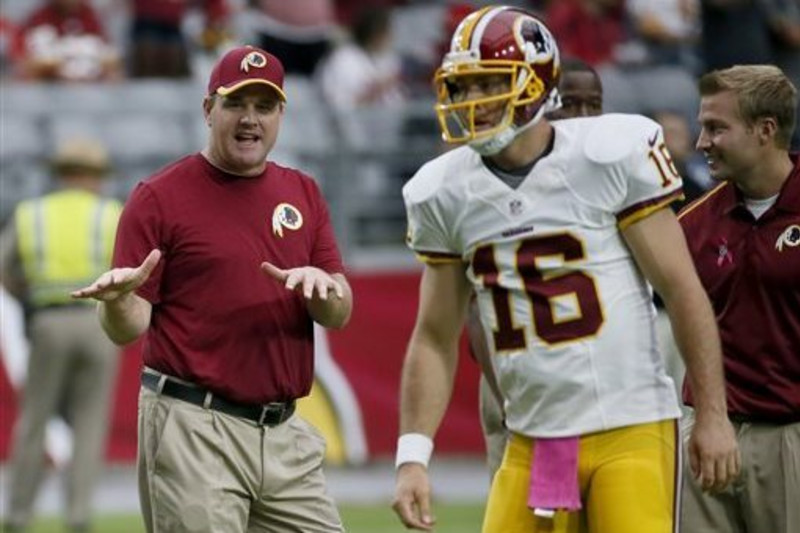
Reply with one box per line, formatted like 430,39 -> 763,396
272,203 -> 303,237
509,199 -> 524,216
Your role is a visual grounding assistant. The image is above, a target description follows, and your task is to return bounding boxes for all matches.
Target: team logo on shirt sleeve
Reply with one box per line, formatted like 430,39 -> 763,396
272,203 -> 303,237
775,224 -> 800,252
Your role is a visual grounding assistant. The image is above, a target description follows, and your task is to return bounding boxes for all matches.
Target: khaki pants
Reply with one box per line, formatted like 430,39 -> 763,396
681,412 -> 800,533
6,307 -> 119,529
138,385 -> 343,533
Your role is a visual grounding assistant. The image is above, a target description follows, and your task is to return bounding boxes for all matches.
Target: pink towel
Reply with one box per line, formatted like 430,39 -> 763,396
527,436 -> 582,515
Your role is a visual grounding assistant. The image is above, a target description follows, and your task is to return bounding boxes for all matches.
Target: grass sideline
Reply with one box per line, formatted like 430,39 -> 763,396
26,502 -> 486,532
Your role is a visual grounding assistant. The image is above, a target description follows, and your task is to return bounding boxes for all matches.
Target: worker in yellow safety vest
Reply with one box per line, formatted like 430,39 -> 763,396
1,138 -> 122,533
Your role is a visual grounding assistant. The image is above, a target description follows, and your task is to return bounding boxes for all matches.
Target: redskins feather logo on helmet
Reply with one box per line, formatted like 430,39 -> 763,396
434,6 -> 561,155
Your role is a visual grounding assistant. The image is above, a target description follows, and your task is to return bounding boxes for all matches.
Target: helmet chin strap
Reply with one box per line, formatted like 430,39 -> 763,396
469,89 -> 562,156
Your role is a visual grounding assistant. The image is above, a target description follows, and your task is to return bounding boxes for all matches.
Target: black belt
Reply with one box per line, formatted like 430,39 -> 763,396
141,372 -> 295,427
33,302 -> 93,312
728,412 -> 799,425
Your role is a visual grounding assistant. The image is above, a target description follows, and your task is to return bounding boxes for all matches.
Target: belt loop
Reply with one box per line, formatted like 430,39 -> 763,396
203,391 -> 213,410
157,374 -> 168,395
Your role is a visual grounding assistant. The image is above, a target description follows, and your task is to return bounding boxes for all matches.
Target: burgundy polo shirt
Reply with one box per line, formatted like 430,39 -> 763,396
114,154 -> 344,404
678,155 -> 800,422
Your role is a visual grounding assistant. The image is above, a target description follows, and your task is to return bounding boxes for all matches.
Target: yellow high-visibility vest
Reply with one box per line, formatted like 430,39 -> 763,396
14,189 -> 122,308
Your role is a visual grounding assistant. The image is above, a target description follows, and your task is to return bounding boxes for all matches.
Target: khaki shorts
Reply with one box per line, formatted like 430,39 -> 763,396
137,386 -> 343,533
681,412 -> 800,533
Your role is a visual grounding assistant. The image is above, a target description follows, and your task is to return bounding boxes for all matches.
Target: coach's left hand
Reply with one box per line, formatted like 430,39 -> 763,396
260,261 -> 352,329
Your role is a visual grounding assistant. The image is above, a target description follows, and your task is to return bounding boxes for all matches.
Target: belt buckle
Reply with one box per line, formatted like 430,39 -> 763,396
258,402 -> 284,426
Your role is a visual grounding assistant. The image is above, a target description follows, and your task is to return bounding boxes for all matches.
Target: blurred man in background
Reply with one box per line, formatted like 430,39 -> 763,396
547,58 -> 603,121
1,138 -> 122,532
12,0 -> 122,81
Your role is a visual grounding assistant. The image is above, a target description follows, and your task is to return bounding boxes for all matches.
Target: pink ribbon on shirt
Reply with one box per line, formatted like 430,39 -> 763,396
527,436 -> 582,516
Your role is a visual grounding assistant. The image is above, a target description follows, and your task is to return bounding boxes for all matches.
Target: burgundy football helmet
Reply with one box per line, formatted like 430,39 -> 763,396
434,6 -> 561,155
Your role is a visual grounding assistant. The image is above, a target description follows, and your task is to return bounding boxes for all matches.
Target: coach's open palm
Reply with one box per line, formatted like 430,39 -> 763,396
392,463 -> 436,531
260,261 -> 343,301
71,249 -> 161,302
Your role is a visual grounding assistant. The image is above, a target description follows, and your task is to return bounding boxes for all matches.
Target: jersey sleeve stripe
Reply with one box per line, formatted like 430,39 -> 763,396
415,250 -> 463,264
616,189 -> 685,230
677,182 -> 728,221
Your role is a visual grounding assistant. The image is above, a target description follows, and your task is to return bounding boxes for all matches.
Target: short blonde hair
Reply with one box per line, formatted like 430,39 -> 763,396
699,65 -> 797,149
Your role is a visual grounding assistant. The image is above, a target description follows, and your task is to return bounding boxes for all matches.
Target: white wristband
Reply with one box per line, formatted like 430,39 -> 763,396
395,433 -> 434,469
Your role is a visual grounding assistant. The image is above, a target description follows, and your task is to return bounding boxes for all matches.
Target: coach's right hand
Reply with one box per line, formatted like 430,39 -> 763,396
71,249 -> 161,302
392,463 -> 436,531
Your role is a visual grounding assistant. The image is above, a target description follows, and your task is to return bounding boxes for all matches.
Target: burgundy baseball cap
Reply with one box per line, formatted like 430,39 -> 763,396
207,45 -> 287,101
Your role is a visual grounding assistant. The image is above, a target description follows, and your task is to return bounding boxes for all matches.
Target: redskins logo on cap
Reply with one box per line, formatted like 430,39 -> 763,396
272,203 -> 303,237
775,224 -> 800,252
240,51 -> 267,73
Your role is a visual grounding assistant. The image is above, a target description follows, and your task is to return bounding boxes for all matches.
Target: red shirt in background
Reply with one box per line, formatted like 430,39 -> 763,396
678,156 -> 800,422
114,154 -> 344,404
545,0 -> 625,66
14,1 -> 107,52
131,0 -> 228,26
13,1 -> 117,81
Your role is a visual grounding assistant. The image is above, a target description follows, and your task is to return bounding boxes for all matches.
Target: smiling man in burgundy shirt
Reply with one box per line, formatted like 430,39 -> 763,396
679,64 -> 800,533
72,46 -> 352,532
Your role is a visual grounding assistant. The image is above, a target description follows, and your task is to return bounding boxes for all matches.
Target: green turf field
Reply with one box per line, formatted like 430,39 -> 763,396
26,502 -> 486,532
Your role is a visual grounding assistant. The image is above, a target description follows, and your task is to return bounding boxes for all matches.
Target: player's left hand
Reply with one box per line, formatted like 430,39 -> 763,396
688,413 -> 740,493
392,463 -> 436,531
260,262 -> 343,301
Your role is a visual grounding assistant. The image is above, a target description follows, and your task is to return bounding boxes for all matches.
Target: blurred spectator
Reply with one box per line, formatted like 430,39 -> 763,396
760,0 -> 800,148
12,0 -> 122,82
699,0 -> 773,71
317,5 -> 405,112
1,138 -> 122,533
545,0 -> 627,67
627,0 -> 701,72
334,0 -> 409,27
316,6 -> 406,146
316,5 -> 407,197
548,57 -> 604,120
546,0 -> 698,123
128,0 -> 230,78
0,15 -> 18,78
698,0 -> 800,147
240,0 -> 337,76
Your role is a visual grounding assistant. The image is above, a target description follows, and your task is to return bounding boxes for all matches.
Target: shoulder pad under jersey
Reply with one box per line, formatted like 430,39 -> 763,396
403,145 -> 475,205
583,113 -> 662,165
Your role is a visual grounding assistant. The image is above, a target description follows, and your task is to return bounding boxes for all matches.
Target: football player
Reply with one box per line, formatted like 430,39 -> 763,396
472,54 -> 606,481
391,6 -> 739,533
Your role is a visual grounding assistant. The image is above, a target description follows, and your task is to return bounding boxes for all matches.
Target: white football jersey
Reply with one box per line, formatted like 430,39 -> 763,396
404,114 -> 684,437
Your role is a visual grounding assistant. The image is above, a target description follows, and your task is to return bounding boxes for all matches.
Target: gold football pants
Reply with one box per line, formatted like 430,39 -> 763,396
483,420 -> 679,533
